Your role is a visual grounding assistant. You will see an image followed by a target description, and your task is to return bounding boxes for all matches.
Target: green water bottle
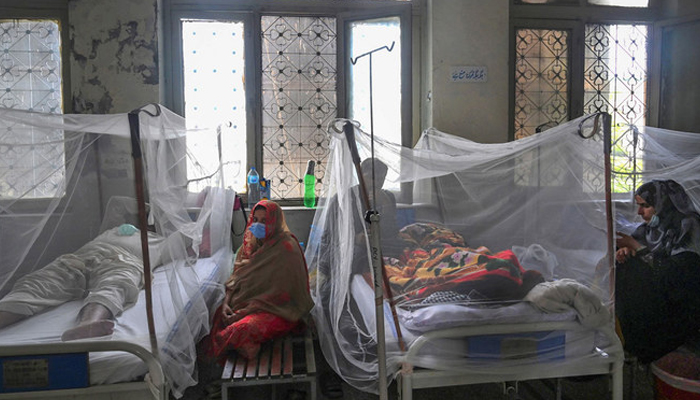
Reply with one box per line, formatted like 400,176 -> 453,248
304,160 -> 316,208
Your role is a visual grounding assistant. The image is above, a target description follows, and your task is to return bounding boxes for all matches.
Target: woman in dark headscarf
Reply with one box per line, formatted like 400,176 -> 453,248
208,200 -> 314,360
615,180 -> 700,363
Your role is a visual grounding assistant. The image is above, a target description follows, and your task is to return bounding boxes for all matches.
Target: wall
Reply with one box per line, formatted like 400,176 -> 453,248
69,0 -> 161,214
424,0 -> 510,143
658,19 -> 700,132
664,0 -> 700,16
23,0 -> 161,265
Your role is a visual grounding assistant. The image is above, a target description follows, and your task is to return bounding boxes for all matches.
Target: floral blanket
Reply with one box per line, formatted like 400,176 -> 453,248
382,223 -> 544,304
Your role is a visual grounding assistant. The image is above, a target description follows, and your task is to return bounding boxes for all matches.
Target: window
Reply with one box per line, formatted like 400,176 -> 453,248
164,0 -> 412,202
517,0 -> 648,5
0,17 -> 66,199
181,19 -> 246,193
514,28 -> 569,140
260,15 -> 337,199
511,2 -> 656,192
588,0 -> 648,6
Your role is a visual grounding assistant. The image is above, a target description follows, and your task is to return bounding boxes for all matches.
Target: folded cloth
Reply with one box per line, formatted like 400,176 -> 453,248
524,279 -> 610,328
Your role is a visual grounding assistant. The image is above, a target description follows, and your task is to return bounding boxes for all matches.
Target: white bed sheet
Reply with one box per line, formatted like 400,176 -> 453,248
351,275 -> 578,333
350,274 -> 594,362
0,251 -> 226,385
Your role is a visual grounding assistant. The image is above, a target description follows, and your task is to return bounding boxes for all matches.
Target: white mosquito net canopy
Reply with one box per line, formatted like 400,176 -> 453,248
307,114 -> 623,393
612,124 -> 700,223
0,104 -> 234,398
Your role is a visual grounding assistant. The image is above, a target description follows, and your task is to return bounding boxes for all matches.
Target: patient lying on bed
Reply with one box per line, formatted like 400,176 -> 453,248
382,222 -> 546,306
0,224 -> 172,341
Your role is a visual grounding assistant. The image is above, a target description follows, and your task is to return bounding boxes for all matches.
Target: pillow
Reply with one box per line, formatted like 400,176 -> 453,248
398,222 -> 467,249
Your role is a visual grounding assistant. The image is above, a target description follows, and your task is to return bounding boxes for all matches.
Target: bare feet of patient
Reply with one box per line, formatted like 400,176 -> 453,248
61,303 -> 116,341
61,320 -> 115,341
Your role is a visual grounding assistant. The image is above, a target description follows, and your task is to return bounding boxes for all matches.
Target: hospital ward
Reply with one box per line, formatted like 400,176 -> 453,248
2,0 -> 700,399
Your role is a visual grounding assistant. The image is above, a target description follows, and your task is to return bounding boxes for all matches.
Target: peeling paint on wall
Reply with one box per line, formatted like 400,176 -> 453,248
68,0 -> 161,212
69,0 -> 159,114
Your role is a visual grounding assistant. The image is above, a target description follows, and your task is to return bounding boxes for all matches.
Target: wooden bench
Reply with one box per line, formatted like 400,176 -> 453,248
220,329 -> 316,400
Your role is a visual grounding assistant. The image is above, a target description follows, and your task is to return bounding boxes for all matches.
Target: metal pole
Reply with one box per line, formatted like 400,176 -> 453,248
349,42 -> 402,400
128,105 -> 162,360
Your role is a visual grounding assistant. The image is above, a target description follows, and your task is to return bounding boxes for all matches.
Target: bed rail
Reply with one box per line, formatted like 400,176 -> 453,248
0,340 -> 166,400
398,320 -> 623,400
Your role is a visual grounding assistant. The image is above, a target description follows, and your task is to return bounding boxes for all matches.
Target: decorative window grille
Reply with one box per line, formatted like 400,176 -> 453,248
513,23 -> 648,193
584,23 -> 648,192
261,16 -> 336,200
0,19 -> 63,199
172,4 -> 409,202
514,29 -> 569,140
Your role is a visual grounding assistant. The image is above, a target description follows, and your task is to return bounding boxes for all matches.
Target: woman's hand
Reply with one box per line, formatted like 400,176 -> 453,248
221,303 -> 235,325
223,307 -> 252,326
615,232 -> 643,263
616,247 -> 635,263
234,258 -> 250,270
222,305 -> 246,326
616,232 -> 640,252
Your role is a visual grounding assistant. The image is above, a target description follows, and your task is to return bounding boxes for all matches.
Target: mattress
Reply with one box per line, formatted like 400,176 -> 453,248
350,274 -> 595,362
0,250 -> 227,385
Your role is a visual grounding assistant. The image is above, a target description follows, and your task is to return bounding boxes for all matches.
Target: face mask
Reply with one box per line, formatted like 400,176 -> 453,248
649,214 -> 659,228
117,223 -> 138,236
249,222 -> 266,239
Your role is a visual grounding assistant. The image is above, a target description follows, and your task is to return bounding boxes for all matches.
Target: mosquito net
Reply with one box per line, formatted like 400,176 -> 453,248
307,114 -> 624,393
612,124 -> 700,224
0,104 -> 234,398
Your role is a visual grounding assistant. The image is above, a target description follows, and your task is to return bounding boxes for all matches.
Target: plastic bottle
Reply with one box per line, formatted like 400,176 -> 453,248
247,166 -> 260,209
304,160 -> 316,208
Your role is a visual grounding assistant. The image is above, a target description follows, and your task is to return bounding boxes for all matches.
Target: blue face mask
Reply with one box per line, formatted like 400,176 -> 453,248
249,222 -> 266,239
649,214 -> 659,228
117,223 -> 138,236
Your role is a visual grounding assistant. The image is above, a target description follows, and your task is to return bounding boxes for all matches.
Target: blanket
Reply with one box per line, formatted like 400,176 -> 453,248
381,223 -> 544,304
524,279 -> 610,328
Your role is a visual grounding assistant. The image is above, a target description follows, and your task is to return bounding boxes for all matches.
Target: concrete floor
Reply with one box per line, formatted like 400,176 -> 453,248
178,341 -> 657,400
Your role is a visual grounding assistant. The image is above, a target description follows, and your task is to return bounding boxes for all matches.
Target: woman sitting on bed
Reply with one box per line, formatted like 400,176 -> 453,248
615,179 -> 700,363
209,200 -> 314,360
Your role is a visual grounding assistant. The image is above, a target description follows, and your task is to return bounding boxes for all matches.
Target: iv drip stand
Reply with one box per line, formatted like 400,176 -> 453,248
346,41 -> 405,400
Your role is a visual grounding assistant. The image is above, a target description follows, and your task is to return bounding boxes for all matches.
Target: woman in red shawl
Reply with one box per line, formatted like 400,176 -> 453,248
209,200 -> 314,359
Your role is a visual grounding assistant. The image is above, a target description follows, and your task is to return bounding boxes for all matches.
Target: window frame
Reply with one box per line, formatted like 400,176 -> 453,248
0,1 -> 71,208
0,1 -> 71,114
647,14 -> 700,129
162,0 -> 413,204
509,19 -> 580,141
339,5 -> 413,149
509,0 -> 661,141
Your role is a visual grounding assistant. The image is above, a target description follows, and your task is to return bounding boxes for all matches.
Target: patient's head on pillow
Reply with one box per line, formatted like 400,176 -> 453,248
399,222 -> 467,250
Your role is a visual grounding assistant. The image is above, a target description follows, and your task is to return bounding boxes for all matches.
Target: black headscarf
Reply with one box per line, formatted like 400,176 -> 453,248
632,180 -> 700,257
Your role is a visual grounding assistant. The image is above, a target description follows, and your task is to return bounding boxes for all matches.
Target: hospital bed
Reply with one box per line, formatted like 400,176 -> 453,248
308,113 -> 624,398
0,249 -> 229,400
0,104 -> 234,399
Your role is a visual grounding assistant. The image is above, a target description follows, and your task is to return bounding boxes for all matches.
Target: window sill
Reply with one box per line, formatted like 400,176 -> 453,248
280,205 -> 318,212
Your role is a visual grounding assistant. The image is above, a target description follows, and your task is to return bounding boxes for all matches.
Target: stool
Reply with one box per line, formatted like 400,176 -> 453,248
220,329 -> 316,400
